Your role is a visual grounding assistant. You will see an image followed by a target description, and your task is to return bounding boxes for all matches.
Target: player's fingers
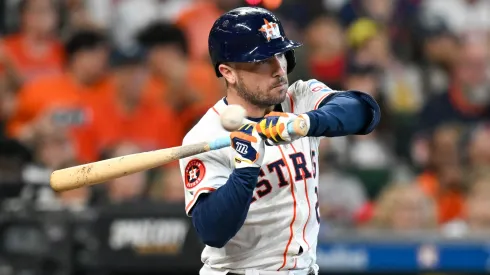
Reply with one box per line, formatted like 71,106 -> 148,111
263,119 -> 274,139
254,123 -> 268,141
270,123 -> 285,143
257,119 -> 267,135
259,118 -> 273,139
269,124 -> 278,142
277,122 -> 285,137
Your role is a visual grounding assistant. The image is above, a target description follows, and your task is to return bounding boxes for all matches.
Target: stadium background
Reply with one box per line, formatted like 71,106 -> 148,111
0,0 -> 489,274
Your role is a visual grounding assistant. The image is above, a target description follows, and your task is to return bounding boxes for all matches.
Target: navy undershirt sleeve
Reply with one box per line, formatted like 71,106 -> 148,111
190,167 -> 259,248
305,90 -> 380,137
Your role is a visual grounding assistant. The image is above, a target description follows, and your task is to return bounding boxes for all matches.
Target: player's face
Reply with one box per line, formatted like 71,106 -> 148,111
233,53 -> 289,108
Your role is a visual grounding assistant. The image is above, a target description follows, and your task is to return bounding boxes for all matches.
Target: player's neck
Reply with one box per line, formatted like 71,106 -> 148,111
225,93 -> 273,118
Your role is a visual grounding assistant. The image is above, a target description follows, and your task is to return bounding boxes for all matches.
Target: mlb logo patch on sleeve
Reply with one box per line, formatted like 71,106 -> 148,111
185,159 -> 206,189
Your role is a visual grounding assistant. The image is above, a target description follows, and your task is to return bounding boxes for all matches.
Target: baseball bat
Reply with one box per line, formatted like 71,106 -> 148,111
50,118 -> 308,192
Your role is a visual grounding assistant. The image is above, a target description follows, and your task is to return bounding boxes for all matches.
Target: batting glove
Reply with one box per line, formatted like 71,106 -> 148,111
256,112 -> 310,145
230,123 -> 265,169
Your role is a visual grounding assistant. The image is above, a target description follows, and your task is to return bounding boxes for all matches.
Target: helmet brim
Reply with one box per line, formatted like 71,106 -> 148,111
234,38 -> 302,63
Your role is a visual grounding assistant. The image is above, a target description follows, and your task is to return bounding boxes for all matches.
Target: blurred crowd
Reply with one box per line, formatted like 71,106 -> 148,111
0,0 -> 489,239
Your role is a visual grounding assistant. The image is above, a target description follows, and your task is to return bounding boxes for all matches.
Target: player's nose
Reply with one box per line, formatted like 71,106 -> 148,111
271,55 -> 286,78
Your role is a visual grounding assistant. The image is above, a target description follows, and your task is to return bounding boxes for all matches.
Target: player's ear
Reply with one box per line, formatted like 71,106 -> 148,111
218,63 -> 237,85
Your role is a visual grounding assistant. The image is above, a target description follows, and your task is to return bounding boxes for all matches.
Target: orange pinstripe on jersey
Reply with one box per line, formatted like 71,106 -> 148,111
185,187 -> 217,214
314,93 -> 331,110
212,107 -> 220,116
291,143 -> 311,251
277,146 -> 297,271
287,93 -> 294,113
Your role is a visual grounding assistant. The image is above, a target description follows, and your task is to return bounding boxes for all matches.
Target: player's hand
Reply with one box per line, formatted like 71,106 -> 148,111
230,123 -> 265,169
256,112 -> 310,145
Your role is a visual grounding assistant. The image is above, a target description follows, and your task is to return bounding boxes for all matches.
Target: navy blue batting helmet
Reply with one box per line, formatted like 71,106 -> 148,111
208,7 -> 302,77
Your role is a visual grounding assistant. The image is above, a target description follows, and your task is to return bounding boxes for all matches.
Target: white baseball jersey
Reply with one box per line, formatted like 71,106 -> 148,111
179,79 -> 337,274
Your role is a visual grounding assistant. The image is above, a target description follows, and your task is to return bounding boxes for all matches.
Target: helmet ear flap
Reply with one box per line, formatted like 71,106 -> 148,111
285,50 -> 296,74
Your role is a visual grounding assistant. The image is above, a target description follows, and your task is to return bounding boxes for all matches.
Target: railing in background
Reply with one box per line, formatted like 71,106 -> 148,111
0,200 -> 489,275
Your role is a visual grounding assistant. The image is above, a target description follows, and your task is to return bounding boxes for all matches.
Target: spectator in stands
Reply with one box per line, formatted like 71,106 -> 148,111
150,164 -> 185,203
75,49 -> 183,163
413,33 -> 490,167
421,0 -> 490,35
467,124 -> 490,169
35,129 -> 88,209
61,0 -> 104,34
0,75 -> 15,134
443,171 -> 490,237
33,128 -> 77,171
368,183 -> 437,232
79,0 -> 193,53
6,29 -> 110,158
104,142 -> 147,203
464,174 -> 490,233
0,0 -> 64,88
416,14 -> 459,95
175,0 -> 241,61
417,124 -> 465,225
303,16 -> 346,90
347,18 -> 424,116
137,22 -> 223,133
338,0 -> 421,60
416,33 -> 490,137
339,0 -> 397,27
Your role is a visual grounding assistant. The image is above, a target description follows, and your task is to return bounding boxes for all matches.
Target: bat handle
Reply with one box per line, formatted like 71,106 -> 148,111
208,136 -> 231,150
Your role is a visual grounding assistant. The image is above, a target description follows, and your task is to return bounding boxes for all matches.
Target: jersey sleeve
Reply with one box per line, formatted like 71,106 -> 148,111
179,148 -> 232,216
287,79 -> 341,114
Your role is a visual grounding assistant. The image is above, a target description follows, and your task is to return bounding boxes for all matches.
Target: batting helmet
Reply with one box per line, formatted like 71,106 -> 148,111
208,7 -> 302,77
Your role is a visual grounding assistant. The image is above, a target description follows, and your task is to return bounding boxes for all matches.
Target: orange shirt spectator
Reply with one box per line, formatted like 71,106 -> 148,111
175,1 -> 223,61
76,49 -> 184,163
0,0 -> 64,84
6,72 -> 110,139
77,79 -> 183,163
137,22 -> 224,133
417,170 -> 464,224
1,34 -> 64,82
144,60 -> 223,132
6,30 -> 110,160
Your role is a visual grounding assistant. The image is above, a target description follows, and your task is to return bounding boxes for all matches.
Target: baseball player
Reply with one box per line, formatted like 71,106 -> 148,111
179,7 -> 380,275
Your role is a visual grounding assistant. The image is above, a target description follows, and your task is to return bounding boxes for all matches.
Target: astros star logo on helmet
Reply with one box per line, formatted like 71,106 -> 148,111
259,19 -> 282,41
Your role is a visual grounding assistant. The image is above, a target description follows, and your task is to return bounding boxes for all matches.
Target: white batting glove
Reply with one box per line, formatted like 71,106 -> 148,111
256,112 -> 311,146
230,123 -> 265,169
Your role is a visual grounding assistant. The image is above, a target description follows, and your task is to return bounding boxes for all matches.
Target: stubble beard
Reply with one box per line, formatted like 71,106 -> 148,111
235,75 -> 288,108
